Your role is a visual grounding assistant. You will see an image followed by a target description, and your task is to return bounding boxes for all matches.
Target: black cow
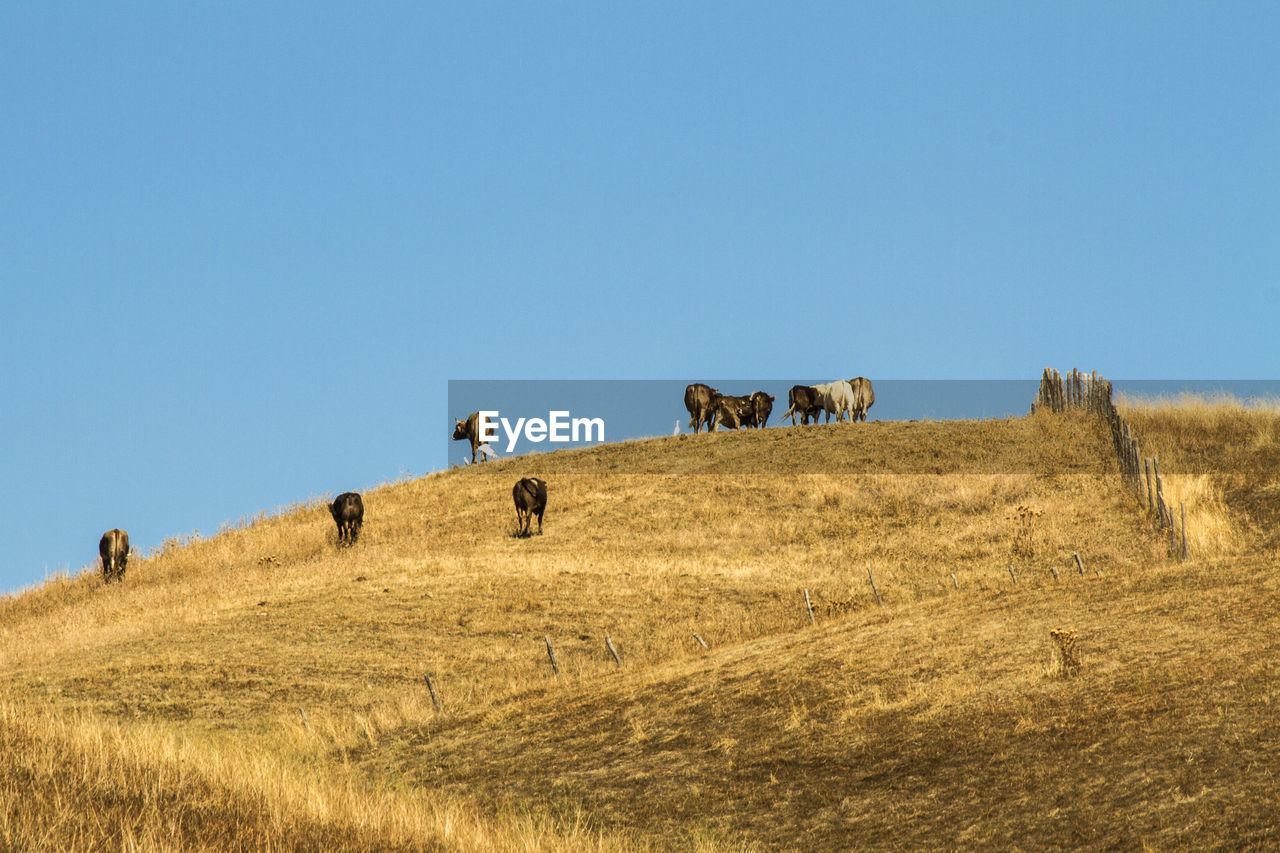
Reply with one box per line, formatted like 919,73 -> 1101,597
452,411 -> 490,464
712,394 -> 755,430
513,477 -> 547,537
750,391 -> 776,428
684,384 -> 721,434
781,384 -> 823,425
330,492 -> 364,545
99,528 -> 129,584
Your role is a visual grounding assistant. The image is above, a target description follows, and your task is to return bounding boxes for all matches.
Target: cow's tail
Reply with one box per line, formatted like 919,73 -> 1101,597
779,404 -> 798,424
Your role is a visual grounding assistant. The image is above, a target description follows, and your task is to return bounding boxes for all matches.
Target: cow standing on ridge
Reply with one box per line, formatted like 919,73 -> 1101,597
813,380 -> 856,423
848,377 -> 875,422
99,528 -> 129,584
712,394 -> 755,430
330,492 -> 364,546
513,477 -> 547,537
781,385 -> 823,425
684,384 -> 721,434
750,391 -> 775,428
452,412 -> 491,464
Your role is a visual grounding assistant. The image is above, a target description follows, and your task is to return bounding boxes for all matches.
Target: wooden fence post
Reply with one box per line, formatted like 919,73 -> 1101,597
298,707 -> 313,734
692,632 -> 710,650
867,568 -> 884,606
544,635 -> 560,678
605,634 -> 623,667
1008,565 -> 1018,585
949,573 -> 958,590
803,589 -> 816,625
1073,551 -> 1085,576
1153,455 -> 1166,527
424,673 -> 442,710
1181,502 -> 1189,560
1136,441 -> 1143,493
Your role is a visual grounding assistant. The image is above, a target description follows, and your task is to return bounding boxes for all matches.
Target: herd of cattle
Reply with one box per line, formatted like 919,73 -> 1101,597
684,378 -> 874,432
96,478 -> 548,584
96,379 -> 872,582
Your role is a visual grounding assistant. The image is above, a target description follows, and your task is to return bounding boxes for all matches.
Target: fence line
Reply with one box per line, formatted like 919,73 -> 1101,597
1034,367 -> 1187,559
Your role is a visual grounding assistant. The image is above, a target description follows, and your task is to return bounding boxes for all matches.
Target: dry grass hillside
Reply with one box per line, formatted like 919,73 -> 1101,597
3,407 -> 1278,851
1118,392 -> 1280,552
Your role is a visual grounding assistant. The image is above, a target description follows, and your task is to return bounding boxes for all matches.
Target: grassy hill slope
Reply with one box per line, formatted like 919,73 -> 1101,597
3,409 -> 1277,850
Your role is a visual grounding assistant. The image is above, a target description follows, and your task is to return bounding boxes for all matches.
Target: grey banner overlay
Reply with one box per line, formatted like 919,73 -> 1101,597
446,379 -> 1280,473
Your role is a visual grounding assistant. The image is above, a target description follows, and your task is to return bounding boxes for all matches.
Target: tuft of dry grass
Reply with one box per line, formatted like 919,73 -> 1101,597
1046,627 -> 1080,678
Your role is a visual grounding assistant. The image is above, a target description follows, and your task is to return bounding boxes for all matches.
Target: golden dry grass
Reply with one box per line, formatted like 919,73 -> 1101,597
2,407 -> 1278,850
1118,392 -> 1280,553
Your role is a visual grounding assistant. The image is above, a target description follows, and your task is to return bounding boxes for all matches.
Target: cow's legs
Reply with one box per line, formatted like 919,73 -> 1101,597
536,510 -> 543,534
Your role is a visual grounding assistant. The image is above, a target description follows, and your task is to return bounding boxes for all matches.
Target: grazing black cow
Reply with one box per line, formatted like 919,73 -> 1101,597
452,411 -> 491,464
711,394 -> 755,430
750,391 -> 776,428
99,528 -> 129,584
780,385 -> 823,425
684,384 -> 721,434
513,477 -> 547,537
330,492 -> 364,545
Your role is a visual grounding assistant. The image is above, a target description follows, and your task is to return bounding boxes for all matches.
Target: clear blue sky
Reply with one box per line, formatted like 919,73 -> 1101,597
3,3 -> 1278,594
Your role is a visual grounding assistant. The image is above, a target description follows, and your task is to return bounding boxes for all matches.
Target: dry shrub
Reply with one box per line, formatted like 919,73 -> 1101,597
1010,504 -> 1044,558
1047,628 -> 1081,678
